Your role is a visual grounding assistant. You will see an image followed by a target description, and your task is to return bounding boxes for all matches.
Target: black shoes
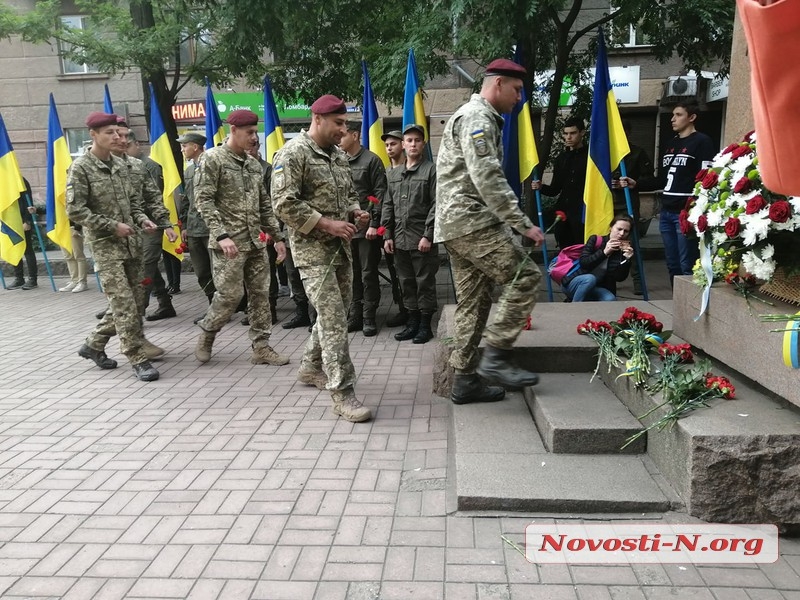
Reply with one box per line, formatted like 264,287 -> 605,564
21,279 -> 37,290
166,285 -> 181,295
395,310 -> 420,341
283,305 -> 311,329
347,312 -> 363,333
362,318 -> 377,337
6,278 -> 24,290
477,344 -> 539,389
450,373 -> 505,405
78,344 -> 118,369
412,312 -> 434,344
132,361 -> 159,381
145,297 -> 177,321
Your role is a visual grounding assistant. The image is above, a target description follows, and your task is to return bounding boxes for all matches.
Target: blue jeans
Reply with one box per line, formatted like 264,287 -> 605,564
660,210 -> 699,283
563,274 -> 616,302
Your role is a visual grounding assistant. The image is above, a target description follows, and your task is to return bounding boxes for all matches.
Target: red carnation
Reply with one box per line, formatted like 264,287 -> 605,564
259,231 -> 268,242
724,217 -> 741,238
745,194 -> 767,214
180,242 -> 188,251
554,210 -> 567,222
701,171 -> 719,189
679,210 -> 691,235
376,226 -> 387,236
141,277 -> 153,286
696,215 -> 708,233
175,247 -> 183,255
367,195 -> 380,205
522,315 -> 532,331
695,168 -> 708,183
768,200 -> 791,223
732,177 -> 751,194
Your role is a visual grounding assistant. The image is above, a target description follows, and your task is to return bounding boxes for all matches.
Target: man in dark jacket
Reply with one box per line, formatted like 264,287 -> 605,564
7,178 -> 38,290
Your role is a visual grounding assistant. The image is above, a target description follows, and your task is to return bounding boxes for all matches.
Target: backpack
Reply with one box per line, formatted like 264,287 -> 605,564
548,236 -> 603,285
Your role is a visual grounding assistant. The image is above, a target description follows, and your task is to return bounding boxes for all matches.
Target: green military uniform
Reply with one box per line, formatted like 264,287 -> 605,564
178,160 -> 215,300
193,144 -> 284,351
67,151 -> 151,366
435,94 -> 541,372
271,131 -> 361,398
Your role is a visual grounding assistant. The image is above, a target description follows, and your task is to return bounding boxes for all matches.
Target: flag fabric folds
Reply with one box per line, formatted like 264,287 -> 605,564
45,94 -> 73,252
103,84 -> 114,114
361,61 -> 390,167
583,30 -> 630,241
263,76 -> 285,164
204,79 -> 225,150
502,48 -> 539,198
0,112 -> 27,267
148,84 -> 183,260
402,49 -> 428,142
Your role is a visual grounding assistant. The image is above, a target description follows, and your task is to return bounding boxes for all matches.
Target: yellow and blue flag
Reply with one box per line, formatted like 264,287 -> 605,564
45,94 -> 73,252
403,48 -> 432,160
583,30 -> 630,241
204,78 -> 225,150
361,61 -> 390,167
502,48 -> 539,198
0,112 -> 27,267
103,84 -> 114,113
263,75 -> 285,164
148,83 -> 183,260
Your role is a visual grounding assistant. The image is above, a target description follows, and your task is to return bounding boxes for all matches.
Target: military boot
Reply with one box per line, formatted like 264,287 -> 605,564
476,344 -> 539,389
362,307 -> 378,337
251,345 -> 290,366
283,302 -> 311,329
347,302 -> 363,332
394,310 -> 420,341
142,338 -> 165,360
6,278 -> 25,290
146,294 -> 177,321
132,361 -> 160,382
413,312 -> 434,344
297,363 -> 328,390
450,373 -> 505,405
78,344 -> 118,369
195,330 -> 216,363
332,388 -> 372,422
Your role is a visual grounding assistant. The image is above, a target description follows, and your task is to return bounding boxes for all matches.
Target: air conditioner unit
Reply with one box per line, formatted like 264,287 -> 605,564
664,76 -> 698,98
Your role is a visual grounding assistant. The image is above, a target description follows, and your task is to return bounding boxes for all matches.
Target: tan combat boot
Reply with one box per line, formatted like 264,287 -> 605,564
195,330 -> 216,363
332,389 -> 372,423
251,345 -> 289,366
142,338 -> 165,360
297,364 -> 328,390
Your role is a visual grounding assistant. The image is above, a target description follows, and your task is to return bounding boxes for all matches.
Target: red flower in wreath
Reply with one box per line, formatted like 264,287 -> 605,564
732,177 -> 751,194
679,210 -> 691,235
700,171 -> 719,190
724,217 -> 741,238
696,215 -> 708,233
768,200 -> 791,223
745,194 -> 767,215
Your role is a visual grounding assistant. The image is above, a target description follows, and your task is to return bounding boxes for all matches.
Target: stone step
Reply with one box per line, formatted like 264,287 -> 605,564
451,391 -> 678,513
523,373 -> 646,455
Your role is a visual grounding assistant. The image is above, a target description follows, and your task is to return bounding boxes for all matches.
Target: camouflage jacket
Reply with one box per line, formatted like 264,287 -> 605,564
347,146 -> 387,238
382,158 -> 437,251
120,154 -> 172,227
434,94 -> 534,243
271,132 -> 360,268
66,150 -> 148,260
178,161 -> 210,238
194,144 -> 283,251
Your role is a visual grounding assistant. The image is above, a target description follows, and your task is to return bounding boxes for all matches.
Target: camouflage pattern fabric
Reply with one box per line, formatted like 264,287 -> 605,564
434,94 -> 534,243
444,224 -> 541,371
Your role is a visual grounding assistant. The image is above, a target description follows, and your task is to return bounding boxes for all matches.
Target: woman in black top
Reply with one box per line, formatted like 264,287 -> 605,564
563,215 -> 635,302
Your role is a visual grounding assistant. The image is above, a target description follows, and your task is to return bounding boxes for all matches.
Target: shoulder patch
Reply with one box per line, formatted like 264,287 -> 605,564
471,129 -> 488,156
272,163 -> 285,190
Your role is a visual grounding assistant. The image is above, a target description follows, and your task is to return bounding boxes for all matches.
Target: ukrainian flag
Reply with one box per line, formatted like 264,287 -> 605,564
204,78 -> 225,150
263,75 -> 285,164
583,30 -> 630,241
103,83 -> 114,113
45,95 -> 73,252
0,112 -> 27,267
147,83 -> 183,260
403,48 -> 432,160
502,47 -> 539,198
361,61 -> 390,167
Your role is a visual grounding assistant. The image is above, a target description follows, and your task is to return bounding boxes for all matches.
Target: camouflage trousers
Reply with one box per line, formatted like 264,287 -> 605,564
86,257 -> 148,365
199,248 -> 273,349
300,260 -> 356,393
444,224 -> 541,372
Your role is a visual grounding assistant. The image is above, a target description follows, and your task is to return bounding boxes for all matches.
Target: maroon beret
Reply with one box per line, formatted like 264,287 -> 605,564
85,112 -> 119,129
311,94 -> 347,115
227,109 -> 259,127
485,59 -> 527,80
116,116 -> 128,127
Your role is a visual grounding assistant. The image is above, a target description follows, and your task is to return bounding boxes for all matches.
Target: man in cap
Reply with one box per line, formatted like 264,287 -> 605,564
381,130 -> 405,169
339,120 -> 388,337
272,94 -> 373,423
176,131 -> 215,320
67,112 -> 177,382
382,123 -> 439,344
193,109 -> 288,365
435,59 -> 545,404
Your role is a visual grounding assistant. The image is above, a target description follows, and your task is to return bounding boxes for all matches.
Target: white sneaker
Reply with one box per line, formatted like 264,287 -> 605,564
72,281 -> 88,293
59,282 -> 77,292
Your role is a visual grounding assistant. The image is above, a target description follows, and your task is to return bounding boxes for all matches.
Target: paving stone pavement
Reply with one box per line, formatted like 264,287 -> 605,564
1,262 -> 799,600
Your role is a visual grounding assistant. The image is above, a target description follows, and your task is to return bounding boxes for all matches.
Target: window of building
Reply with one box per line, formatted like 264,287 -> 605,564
65,128 -> 92,158
609,6 -> 653,48
59,16 -> 100,74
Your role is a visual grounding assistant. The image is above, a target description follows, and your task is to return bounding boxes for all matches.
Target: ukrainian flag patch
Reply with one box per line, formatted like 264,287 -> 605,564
471,129 -> 488,156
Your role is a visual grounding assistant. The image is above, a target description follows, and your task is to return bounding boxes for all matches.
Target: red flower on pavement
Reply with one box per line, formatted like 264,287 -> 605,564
705,374 -> 736,399
768,200 -> 791,223
141,277 -> 153,286
522,315 -> 532,331
376,226 -> 387,236
367,195 -> 380,205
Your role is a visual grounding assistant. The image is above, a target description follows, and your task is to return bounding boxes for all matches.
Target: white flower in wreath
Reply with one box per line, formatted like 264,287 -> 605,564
706,206 -> 727,228
739,211 -> 771,247
711,230 -> 728,246
742,245 -> 776,281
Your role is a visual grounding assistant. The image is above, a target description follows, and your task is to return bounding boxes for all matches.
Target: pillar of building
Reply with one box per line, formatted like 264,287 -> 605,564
724,5 -> 754,143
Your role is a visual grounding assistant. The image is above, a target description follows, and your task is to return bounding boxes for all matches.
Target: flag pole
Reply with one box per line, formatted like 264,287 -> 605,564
532,167 -> 554,302
23,190 -> 56,291
619,161 -> 648,300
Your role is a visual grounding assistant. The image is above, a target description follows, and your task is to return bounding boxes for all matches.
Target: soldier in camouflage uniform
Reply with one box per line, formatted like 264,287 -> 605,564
67,112 -> 177,382
193,109 -> 288,366
435,60 -> 545,404
272,95 -> 373,423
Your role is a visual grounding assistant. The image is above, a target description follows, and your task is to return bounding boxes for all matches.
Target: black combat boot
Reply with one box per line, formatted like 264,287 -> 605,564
283,302 -> 311,329
450,373 -> 505,405
394,310 -> 420,341
362,308 -> 377,337
347,302 -> 363,333
146,295 -> 177,321
78,344 -> 118,369
132,360 -> 160,381
477,344 -> 539,389
413,312 -> 434,344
